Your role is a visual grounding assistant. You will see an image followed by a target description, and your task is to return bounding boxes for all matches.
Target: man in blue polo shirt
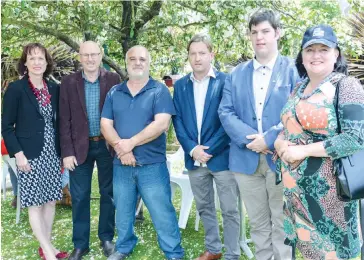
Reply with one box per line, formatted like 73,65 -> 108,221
100,45 -> 184,260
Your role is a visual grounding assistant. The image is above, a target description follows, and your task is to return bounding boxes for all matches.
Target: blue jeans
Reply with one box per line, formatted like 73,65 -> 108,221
113,162 -> 184,259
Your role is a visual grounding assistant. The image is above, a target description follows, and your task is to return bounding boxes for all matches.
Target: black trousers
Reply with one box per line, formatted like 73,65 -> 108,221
70,140 -> 115,249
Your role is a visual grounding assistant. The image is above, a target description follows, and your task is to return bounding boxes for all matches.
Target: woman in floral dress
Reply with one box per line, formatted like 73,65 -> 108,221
275,25 -> 364,259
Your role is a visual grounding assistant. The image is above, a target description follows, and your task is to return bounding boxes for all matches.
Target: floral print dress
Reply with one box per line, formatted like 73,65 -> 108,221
276,72 -> 364,259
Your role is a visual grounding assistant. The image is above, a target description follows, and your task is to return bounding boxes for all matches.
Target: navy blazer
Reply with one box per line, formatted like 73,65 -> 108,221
218,55 -> 299,174
173,70 -> 230,172
2,75 -> 60,159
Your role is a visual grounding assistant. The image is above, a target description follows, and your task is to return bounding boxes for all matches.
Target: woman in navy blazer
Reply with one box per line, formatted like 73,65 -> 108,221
2,43 -> 67,260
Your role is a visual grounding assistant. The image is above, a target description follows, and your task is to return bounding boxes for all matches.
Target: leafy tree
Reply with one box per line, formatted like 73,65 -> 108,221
346,0 -> 364,83
1,0 -> 363,80
2,1 -> 163,78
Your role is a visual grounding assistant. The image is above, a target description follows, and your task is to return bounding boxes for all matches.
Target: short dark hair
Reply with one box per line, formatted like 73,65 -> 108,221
17,43 -> 54,77
187,34 -> 213,53
248,9 -> 281,31
295,46 -> 348,78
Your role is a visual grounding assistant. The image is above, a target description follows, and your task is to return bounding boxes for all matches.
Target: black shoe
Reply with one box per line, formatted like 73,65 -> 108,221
68,248 -> 90,260
100,240 -> 115,257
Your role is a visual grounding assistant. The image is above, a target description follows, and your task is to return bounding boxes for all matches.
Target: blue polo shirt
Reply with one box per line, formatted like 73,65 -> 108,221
101,77 -> 175,165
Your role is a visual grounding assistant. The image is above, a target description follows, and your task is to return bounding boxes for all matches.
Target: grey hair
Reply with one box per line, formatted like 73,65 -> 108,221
79,41 -> 104,56
125,45 -> 152,63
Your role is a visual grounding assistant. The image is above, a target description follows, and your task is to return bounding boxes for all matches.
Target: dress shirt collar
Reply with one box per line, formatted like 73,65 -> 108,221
253,52 -> 278,71
82,70 -> 100,83
190,66 -> 216,83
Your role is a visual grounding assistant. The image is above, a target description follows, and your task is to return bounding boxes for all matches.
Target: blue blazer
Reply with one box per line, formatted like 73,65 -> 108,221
173,70 -> 230,172
218,55 -> 299,174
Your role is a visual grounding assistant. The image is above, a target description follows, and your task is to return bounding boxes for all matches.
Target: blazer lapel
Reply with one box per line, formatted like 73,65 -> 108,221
99,68 -> 107,112
47,81 -> 55,106
186,76 -> 198,133
47,80 -> 57,120
246,62 -> 256,115
22,76 -> 41,115
264,55 -> 281,107
201,75 -> 217,126
76,72 -> 87,117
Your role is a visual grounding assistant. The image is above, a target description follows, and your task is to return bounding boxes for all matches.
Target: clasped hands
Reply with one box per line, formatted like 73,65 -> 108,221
114,138 -> 137,167
192,145 -> 212,164
246,134 -> 272,155
274,139 -> 307,164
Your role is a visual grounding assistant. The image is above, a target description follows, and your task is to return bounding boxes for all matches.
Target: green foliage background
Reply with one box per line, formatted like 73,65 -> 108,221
2,0 -> 363,79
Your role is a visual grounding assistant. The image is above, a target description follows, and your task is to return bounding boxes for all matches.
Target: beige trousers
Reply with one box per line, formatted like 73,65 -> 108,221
234,155 -> 291,260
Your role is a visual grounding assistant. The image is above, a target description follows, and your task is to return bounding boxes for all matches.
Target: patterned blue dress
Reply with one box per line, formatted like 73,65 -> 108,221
18,86 -> 62,208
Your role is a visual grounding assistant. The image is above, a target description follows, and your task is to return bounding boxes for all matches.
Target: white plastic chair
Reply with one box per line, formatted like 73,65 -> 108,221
167,148 -> 221,230
167,147 -> 196,229
2,155 -> 21,224
2,159 -> 10,200
169,171 -> 194,229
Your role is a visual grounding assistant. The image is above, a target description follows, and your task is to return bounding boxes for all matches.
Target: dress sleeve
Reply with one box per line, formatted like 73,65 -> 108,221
323,76 -> 364,159
1,83 -> 22,157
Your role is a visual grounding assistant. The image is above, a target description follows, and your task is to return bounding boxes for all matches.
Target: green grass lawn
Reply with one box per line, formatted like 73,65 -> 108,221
1,170 -> 306,260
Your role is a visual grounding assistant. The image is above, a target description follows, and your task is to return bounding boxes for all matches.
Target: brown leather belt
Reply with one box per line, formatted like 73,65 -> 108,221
89,136 -> 105,141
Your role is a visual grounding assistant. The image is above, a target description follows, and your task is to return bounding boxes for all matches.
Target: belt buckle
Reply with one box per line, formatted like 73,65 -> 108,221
90,136 -> 102,141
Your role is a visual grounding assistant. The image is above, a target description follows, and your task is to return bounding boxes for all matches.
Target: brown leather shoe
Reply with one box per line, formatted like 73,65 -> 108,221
195,251 -> 222,260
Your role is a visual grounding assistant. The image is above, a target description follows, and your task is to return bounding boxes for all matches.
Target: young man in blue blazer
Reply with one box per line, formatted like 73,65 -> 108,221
219,10 -> 299,260
173,34 -> 240,260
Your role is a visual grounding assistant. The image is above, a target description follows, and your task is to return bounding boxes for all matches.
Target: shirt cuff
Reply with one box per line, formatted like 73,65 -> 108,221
194,161 -> 207,167
190,145 -> 198,157
190,145 -> 207,167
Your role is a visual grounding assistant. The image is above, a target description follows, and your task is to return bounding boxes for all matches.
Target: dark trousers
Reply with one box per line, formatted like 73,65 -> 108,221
70,140 -> 115,249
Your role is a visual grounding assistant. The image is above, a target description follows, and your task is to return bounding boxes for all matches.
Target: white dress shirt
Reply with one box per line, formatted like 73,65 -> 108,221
252,53 -> 278,134
189,66 -> 216,167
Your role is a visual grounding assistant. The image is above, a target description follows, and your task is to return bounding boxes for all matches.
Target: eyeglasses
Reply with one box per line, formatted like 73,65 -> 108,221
79,53 -> 100,59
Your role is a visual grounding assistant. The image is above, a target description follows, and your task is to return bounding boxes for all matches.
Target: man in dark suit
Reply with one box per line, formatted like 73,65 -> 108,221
59,41 -> 121,260
173,34 -> 240,260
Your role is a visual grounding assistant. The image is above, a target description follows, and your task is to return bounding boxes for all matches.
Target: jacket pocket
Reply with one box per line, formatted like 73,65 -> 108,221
15,131 -> 31,138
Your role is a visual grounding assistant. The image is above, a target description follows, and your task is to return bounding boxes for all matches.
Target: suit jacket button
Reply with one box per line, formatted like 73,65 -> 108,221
253,117 -> 256,120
